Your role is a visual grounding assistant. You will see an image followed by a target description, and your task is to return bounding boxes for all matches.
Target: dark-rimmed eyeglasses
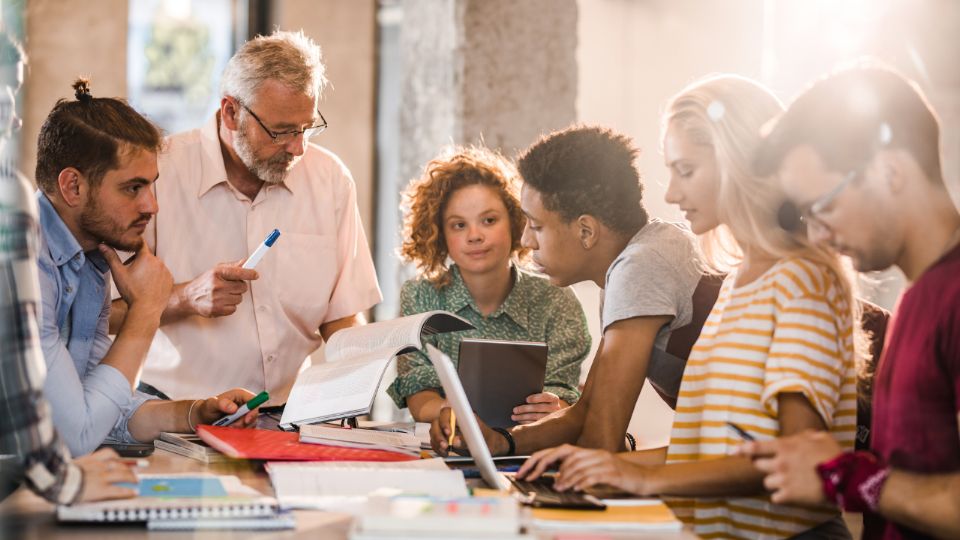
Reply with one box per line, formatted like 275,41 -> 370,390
239,101 -> 327,145
778,169 -> 859,232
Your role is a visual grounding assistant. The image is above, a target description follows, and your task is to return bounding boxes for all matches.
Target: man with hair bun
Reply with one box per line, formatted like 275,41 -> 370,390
34,79 -> 259,457
1,31 -> 137,506
115,30 -> 381,403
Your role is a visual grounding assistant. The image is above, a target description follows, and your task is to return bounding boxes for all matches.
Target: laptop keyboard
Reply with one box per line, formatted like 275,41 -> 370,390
507,475 -> 606,510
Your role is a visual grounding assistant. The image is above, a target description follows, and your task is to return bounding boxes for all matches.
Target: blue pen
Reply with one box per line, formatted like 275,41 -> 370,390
212,391 -> 269,427
242,229 -> 280,269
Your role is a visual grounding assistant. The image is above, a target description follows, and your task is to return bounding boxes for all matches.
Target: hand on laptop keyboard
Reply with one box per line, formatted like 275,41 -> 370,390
507,475 -> 606,510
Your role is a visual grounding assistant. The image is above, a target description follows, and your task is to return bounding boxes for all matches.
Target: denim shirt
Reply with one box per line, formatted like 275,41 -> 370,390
35,193 -> 153,455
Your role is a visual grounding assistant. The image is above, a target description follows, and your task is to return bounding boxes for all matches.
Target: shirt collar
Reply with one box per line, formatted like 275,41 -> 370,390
196,113 -> 296,199
36,192 -> 108,274
446,264 -> 531,331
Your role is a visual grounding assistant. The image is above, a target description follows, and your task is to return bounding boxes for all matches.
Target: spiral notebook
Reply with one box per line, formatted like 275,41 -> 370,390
56,474 -> 278,523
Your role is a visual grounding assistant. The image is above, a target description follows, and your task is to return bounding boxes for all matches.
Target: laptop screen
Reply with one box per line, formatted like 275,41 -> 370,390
426,345 -> 512,491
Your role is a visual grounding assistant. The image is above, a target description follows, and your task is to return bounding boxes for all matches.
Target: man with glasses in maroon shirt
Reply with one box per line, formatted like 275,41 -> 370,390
741,65 -> 960,540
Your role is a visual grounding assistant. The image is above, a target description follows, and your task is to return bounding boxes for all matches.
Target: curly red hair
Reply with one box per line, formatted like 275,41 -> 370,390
401,145 -> 529,287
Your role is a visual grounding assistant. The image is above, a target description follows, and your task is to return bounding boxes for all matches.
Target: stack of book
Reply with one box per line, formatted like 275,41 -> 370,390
299,424 -> 422,456
154,432 -> 229,463
350,494 -> 528,540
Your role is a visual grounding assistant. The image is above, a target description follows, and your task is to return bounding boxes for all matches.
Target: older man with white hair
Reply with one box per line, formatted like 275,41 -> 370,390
111,30 -> 382,403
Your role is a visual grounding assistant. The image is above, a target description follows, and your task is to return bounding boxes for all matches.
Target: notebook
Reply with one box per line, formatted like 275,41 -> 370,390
266,459 -> 468,510
425,345 -> 604,510
531,500 -> 683,531
56,474 -> 277,523
196,425 -> 419,462
457,339 -> 548,428
147,512 -> 296,531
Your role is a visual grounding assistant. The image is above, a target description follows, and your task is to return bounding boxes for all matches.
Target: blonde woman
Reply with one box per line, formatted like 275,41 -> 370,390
518,76 -> 859,540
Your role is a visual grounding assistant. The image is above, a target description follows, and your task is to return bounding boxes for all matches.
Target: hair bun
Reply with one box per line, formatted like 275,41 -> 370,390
72,78 -> 92,103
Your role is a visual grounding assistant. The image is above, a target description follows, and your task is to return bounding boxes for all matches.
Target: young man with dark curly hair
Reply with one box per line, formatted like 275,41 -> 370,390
431,126 -> 703,457
385,145 -> 591,426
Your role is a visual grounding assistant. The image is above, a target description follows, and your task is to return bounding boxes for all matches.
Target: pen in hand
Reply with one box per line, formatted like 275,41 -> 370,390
213,391 -> 269,427
727,421 -> 756,441
242,229 -> 281,270
448,409 -> 457,448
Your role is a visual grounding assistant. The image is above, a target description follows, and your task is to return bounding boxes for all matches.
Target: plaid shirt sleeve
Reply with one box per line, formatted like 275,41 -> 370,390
0,173 -> 83,505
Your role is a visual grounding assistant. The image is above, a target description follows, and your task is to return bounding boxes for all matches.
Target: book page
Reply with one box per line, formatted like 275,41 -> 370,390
280,353 -> 391,427
324,312 -> 431,363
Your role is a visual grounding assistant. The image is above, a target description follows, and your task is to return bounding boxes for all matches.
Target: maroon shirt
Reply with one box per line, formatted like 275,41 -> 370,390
867,242 -> 960,540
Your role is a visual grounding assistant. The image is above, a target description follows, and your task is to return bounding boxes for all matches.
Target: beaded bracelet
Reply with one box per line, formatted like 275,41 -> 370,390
492,427 -> 516,456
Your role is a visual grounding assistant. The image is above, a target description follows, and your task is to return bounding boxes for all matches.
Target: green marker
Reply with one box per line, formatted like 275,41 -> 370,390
212,391 -> 269,427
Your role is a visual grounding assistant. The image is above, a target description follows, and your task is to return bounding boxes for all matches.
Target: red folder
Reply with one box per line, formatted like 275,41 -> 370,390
196,425 -> 418,462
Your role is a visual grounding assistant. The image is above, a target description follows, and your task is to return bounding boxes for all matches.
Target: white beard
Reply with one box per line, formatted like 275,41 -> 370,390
233,119 -> 300,184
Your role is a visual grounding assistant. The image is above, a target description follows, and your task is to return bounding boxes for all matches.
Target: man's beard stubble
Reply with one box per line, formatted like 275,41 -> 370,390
233,119 -> 300,185
78,195 -> 147,252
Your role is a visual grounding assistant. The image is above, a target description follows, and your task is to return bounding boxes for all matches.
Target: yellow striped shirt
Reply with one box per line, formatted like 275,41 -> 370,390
665,258 -> 857,539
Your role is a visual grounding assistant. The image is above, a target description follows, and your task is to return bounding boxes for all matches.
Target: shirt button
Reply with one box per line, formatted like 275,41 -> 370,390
65,286 -> 73,293
267,355 -> 276,362
258,305 -> 268,312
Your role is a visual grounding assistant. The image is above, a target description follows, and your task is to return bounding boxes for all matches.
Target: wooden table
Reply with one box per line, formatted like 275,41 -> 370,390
0,449 -> 698,539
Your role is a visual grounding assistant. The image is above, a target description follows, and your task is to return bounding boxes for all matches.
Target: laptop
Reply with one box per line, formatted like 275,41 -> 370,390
457,339 -> 548,428
426,345 -> 605,510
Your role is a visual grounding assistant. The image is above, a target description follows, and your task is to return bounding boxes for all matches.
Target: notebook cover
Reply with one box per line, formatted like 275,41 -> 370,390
457,339 -> 548,428
56,474 -> 277,522
196,426 -> 419,462
531,503 -> 683,531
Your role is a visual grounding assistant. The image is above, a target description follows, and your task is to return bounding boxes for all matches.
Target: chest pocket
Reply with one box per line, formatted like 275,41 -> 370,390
274,232 -> 338,331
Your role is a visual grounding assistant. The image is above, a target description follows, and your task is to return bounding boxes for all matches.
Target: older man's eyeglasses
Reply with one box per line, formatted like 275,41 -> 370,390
239,102 -> 327,145
778,169 -> 859,232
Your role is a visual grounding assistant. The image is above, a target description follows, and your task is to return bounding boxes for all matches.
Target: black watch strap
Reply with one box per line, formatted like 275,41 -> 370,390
491,427 -> 516,456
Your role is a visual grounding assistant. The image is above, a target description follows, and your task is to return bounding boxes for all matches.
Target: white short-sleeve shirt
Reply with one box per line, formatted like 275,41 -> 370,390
140,114 -> 382,402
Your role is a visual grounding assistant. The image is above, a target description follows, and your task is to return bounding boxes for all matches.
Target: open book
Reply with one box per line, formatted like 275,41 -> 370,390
279,311 -> 473,429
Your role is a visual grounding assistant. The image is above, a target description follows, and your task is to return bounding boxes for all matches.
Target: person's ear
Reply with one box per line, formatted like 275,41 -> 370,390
56,167 -> 86,208
577,215 -> 598,250
879,150 -> 911,195
221,96 -> 241,131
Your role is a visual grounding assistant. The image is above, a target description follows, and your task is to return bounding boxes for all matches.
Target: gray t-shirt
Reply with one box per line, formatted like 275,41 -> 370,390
600,219 -> 702,400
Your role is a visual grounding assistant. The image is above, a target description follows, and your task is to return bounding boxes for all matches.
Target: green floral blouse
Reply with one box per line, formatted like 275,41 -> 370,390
387,264 -> 591,409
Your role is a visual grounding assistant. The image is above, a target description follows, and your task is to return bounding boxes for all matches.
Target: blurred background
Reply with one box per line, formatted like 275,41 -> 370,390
2,0 -> 957,439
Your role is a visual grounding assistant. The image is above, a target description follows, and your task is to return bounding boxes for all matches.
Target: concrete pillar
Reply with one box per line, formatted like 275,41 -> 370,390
373,0 -> 577,420
399,0 -> 578,184
22,0 -> 128,183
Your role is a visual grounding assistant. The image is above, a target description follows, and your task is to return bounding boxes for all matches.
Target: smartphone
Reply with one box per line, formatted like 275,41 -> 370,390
99,443 -> 155,458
